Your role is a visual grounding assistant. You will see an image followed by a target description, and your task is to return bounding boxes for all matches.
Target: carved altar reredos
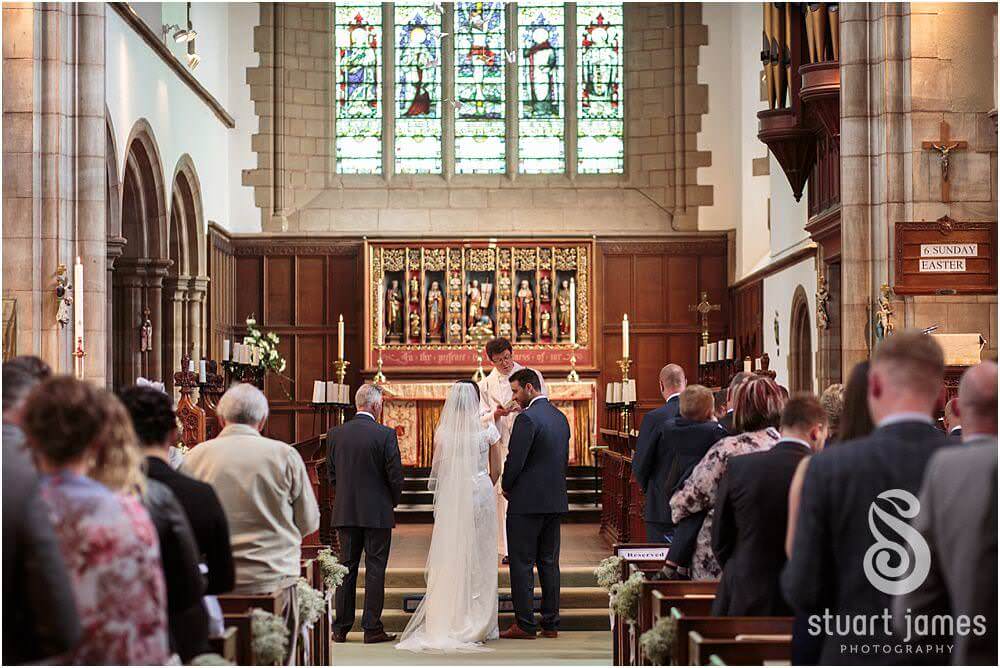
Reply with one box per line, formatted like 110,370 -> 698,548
364,239 -> 595,373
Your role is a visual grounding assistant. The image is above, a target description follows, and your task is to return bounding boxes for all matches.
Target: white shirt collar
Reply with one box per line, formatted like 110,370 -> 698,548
877,412 -> 935,428
948,426 -> 962,434
665,392 -> 680,404
778,436 -> 812,450
356,411 -> 376,421
528,395 -> 547,409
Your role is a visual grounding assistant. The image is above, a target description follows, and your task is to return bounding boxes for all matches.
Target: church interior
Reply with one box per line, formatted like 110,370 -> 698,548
2,1 -> 998,666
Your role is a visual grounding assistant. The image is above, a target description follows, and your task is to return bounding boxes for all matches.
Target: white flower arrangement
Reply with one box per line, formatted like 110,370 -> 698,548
191,653 -> 234,666
250,608 -> 289,666
297,577 -> 326,628
595,555 -> 625,591
317,547 -> 349,591
244,315 -> 287,374
639,616 -> 677,665
609,571 -> 643,622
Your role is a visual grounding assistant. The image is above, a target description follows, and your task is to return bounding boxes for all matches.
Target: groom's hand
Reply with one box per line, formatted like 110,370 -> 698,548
494,404 -> 513,420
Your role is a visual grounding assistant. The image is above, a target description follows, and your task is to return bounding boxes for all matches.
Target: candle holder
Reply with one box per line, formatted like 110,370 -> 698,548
72,336 -> 86,380
372,346 -> 387,384
617,356 -> 632,382
566,343 -> 580,382
332,358 -> 350,385
617,357 -> 634,442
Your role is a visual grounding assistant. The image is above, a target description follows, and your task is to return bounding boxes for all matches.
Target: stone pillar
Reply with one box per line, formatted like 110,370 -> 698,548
187,276 -> 209,360
106,236 -> 126,387
162,275 -> 189,390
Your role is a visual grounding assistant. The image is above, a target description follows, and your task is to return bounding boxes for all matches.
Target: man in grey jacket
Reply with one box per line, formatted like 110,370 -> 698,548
894,361 -> 997,665
2,361 -> 81,663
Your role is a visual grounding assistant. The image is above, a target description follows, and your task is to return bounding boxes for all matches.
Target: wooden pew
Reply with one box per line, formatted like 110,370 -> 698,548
220,613 -> 253,665
218,591 -> 282,665
672,615 -> 793,666
609,544 -> 672,665
689,630 -> 793,665
636,583 -> 717,665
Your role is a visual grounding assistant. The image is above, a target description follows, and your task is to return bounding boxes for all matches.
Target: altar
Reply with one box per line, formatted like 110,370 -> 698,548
380,380 -> 598,467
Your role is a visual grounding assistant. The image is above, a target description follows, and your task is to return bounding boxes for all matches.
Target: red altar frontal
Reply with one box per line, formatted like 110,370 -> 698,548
363,239 -> 595,372
379,380 -> 598,467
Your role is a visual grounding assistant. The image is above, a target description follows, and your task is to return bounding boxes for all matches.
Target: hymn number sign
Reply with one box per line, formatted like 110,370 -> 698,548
893,217 -> 997,295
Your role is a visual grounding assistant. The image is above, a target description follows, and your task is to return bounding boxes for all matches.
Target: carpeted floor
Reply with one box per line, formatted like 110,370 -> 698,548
332,631 -> 611,665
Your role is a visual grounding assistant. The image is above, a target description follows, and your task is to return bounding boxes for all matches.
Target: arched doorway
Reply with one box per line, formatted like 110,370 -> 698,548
113,120 -> 169,390
163,156 -> 208,382
788,285 -> 813,393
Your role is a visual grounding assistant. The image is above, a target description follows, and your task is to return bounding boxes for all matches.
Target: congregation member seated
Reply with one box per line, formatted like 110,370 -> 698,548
819,382 -> 844,443
21,377 -> 170,664
718,372 -> 751,434
650,385 -> 729,579
669,376 -> 786,580
631,363 -> 686,542
183,383 -> 320,657
943,397 -> 962,437
782,330 -> 953,664
712,394 -> 828,616
120,385 -> 236,659
2,363 -> 80,663
894,361 -> 998,665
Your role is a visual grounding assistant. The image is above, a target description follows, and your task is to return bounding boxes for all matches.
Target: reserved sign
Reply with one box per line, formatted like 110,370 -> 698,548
617,547 -> 670,561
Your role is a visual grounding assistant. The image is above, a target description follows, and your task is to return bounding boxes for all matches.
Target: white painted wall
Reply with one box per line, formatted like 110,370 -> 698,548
697,3 -> 771,280
105,4 -> 261,234
762,257 -> 817,392
768,153 -> 811,258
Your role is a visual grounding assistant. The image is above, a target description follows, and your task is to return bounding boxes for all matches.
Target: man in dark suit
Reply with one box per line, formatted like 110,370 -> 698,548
712,394 -> 828,616
894,361 -> 998,665
120,385 -> 236,661
943,397 -> 962,438
500,368 -> 570,639
782,330 -> 953,664
718,371 -> 750,434
631,363 -> 686,542
326,384 -> 404,644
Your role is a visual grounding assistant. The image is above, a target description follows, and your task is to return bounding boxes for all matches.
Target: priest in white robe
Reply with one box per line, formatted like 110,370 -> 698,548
478,337 -> 546,562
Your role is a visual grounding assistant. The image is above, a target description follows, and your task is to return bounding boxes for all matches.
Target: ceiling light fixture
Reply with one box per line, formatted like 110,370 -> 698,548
186,39 -> 201,70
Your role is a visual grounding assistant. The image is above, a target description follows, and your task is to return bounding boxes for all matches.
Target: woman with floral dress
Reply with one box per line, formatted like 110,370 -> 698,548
23,377 -> 170,665
669,376 -> 787,580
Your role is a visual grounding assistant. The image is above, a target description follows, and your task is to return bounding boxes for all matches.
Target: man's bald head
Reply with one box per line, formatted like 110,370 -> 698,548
956,360 -> 998,439
943,397 -> 960,433
659,364 -> 687,400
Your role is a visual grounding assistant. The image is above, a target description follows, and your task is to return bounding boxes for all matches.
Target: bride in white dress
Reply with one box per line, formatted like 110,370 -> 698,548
396,380 -> 502,653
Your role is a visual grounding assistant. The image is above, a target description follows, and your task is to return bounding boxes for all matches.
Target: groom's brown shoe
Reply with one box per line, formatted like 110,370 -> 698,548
500,624 -> 536,639
332,630 -> 349,643
363,630 -> 397,644
540,629 -> 559,638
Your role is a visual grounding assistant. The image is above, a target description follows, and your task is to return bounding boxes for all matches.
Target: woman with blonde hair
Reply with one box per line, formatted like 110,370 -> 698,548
669,376 -> 787,580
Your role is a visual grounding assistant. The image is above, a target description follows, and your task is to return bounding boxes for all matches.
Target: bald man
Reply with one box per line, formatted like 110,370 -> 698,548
894,361 -> 997,665
631,364 -> 687,542
943,397 -> 962,438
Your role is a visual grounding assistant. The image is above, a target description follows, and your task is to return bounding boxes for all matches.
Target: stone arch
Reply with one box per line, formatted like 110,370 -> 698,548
163,155 -> 209,379
113,119 -> 171,390
106,114 -> 124,387
788,285 -> 814,394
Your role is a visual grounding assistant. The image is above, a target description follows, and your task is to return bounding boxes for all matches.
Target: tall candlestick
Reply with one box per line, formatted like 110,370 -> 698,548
569,278 -> 577,345
73,257 -> 84,351
622,313 -> 630,359
338,314 -> 345,360
376,280 -> 384,346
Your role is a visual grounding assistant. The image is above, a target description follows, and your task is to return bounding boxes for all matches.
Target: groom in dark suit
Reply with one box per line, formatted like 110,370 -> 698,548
326,383 -> 404,644
500,368 -> 570,639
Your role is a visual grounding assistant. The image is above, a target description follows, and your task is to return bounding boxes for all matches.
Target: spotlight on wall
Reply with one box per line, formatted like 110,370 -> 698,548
173,26 -> 198,43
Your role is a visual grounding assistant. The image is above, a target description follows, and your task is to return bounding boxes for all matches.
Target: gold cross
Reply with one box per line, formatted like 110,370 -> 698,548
921,121 -> 968,203
689,291 -> 720,346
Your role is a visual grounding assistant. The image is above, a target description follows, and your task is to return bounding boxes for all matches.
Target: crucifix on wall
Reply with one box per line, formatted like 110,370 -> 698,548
689,291 -> 720,346
921,120 -> 968,203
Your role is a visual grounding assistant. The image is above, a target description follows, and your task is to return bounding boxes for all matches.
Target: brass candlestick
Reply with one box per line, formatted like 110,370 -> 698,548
372,346 -> 387,384
333,358 -> 350,385
618,357 -> 633,439
566,343 -> 580,382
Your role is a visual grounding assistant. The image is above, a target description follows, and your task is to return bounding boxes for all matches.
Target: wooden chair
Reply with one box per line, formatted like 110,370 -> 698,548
672,616 -> 793,665
207,626 -> 238,664
689,631 -> 792,665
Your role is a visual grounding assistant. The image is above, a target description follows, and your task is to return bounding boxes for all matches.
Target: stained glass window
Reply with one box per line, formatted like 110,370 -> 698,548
394,1 -> 442,173
335,2 -> 383,174
577,2 -> 623,173
454,2 -> 506,174
517,1 -> 565,173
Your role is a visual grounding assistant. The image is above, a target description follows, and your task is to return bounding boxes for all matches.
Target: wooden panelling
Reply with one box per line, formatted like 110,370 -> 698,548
296,257 -> 326,325
235,257 -> 263,324
596,238 -> 728,431
730,280 -> 764,363
207,224 -> 236,359
265,256 -> 294,325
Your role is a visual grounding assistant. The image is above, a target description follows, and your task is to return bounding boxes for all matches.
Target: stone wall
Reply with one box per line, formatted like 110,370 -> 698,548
242,2 -> 714,236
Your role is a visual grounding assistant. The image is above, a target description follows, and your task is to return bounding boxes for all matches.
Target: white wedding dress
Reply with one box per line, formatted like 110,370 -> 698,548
396,382 -> 501,653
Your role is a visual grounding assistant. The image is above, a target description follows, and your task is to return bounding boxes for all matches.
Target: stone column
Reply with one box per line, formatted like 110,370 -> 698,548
187,276 -> 209,360
105,236 -> 126,387
162,275 -> 189,390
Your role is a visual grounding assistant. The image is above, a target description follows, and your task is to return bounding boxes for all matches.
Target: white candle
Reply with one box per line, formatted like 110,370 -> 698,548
222,339 -> 231,361
199,360 -> 207,383
754,357 -> 761,370
341,384 -> 350,404
717,341 -> 725,361
626,380 -> 637,403
376,279 -> 384,346
188,359 -> 196,373
612,382 -> 621,404
605,383 -> 613,403
743,357 -> 752,373
312,380 -> 326,404
708,345 -> 716,363
569,278 -> 577,345
326,381 -> 337,404
699,346 -> 706,365
622,313 -> 630,359
726,339 -> 734,360
338,314 -> 345,360
73,257 -> 84,352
